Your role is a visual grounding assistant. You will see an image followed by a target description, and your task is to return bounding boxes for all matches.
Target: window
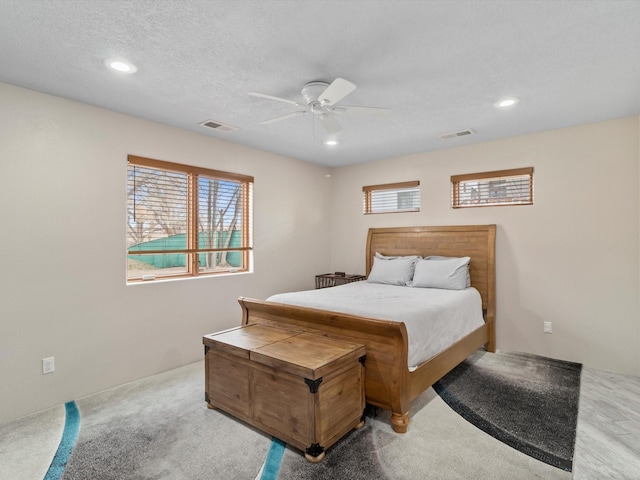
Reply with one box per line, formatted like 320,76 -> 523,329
451,167 -> 533,208
363,181 -> 420,214
127,155 -> 253,282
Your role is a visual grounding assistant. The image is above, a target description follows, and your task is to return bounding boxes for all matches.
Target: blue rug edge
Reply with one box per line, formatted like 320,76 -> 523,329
43,401 -> 80,480
260,437 -> 286,480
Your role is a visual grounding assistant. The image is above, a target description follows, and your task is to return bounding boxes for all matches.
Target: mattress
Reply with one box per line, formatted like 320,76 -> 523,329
267,281 -> 485,369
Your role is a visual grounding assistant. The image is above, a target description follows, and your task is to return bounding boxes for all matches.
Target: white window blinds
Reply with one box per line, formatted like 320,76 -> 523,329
127,155 -> 253,281
451,168 -> 533,208
363,181 -> 420,214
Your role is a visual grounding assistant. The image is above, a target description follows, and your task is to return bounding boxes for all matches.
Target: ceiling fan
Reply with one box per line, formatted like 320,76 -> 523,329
248,78 -> 391,135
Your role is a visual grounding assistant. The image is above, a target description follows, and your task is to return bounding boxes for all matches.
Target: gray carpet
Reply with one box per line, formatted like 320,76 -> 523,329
61,363 -> 270,480
59,351 -> 577,479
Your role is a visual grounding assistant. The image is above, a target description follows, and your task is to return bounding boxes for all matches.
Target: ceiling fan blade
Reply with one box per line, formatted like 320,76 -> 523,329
318,114 -> 342,134
260,110 -> 308,125
330,105 -> 392,116
318,78 -> 356,106
249,92 -> 307,108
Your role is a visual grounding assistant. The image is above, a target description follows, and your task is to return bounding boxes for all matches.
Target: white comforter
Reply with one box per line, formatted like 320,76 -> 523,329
267,282 -> 485,369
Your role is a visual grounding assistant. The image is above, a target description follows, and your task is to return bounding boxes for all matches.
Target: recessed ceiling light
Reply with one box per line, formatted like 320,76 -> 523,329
324,139 -> 338,146
495,97 -> 519,108
104,58 -> 137,74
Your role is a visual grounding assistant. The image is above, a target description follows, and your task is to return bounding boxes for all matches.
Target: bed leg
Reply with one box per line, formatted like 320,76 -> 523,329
391,412 -> 409,433
487,320 -> 496,353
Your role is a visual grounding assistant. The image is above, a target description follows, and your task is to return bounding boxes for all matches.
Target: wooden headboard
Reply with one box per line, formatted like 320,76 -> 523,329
366,225 -> 496,317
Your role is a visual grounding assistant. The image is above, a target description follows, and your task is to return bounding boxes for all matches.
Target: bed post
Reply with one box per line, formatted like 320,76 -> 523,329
391,413 -> 410,433
239,296 -> 250,325
486,315 -> 496,353
485,225 -> 496,353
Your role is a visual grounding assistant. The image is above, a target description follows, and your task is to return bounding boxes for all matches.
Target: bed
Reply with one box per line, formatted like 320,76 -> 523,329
238,225 -> 496,433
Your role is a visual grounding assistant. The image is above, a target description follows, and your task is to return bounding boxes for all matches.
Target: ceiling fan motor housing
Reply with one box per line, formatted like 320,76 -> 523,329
302,81 -> 330,105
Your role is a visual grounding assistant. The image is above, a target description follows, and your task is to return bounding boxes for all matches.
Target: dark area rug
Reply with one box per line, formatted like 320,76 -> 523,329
433,349 -> 582,472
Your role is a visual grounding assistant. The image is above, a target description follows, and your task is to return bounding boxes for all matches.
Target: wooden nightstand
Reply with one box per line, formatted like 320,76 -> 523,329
315,273 -> 366,289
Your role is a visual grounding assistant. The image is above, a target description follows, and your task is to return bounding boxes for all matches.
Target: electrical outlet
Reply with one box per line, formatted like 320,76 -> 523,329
42,357 -> 55,374
543,321 -> 552,334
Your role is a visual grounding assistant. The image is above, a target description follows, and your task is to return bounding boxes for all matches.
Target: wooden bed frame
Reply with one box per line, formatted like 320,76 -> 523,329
238,225 -> 496,433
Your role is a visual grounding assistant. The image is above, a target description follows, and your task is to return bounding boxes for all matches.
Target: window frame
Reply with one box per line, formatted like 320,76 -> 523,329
363,181 -> 420,214
127,155 -> 253,282
451,167 -> 533,209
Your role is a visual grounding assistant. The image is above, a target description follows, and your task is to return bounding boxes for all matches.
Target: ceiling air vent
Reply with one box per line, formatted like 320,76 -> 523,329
440,129 -> 475,140
199,120 -> 238,133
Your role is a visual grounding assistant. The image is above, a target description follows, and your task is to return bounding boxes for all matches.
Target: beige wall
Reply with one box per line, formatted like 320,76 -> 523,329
2,80 -> 638,425
329,117 -> 640,376
0,83 -> 332,424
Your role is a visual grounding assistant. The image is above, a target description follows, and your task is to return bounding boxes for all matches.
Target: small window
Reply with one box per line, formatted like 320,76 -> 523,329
127,155 -> 253,282
363,181 -> 420,214
451,167 -> 533,208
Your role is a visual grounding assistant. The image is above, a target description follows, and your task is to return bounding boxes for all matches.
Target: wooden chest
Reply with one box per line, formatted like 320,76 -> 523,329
203,324 -> 366,462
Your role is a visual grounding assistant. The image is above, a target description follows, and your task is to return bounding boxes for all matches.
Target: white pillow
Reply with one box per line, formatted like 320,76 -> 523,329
409,256 -> 471,290
367,255 -> 419,286
424,256 -> 471,287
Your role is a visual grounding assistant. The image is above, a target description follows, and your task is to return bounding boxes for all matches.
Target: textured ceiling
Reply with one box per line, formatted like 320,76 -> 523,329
1,0 -> 640,167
